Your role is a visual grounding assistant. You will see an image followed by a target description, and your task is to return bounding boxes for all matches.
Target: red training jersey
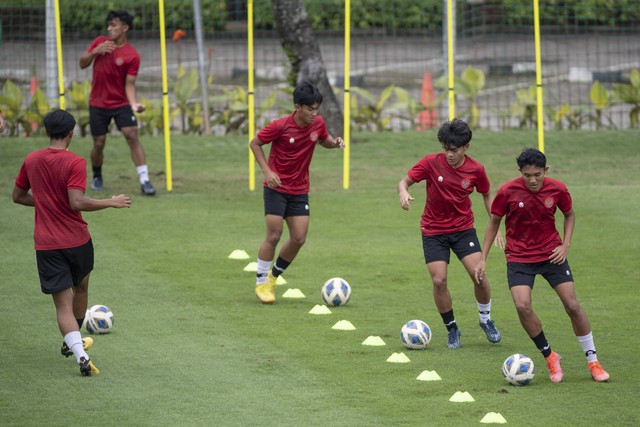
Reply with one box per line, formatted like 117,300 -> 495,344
15,148 -> 91,250
407,153 -> 490,236
257,112 -> 329,195
491,176 -> 572,263
87,36 -> 140,109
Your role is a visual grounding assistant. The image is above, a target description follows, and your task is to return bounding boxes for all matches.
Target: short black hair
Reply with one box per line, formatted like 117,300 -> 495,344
107,10 -> 134,29
517,148 -> 547,169
44,109 -> 76,139
437,118 -> 472,149
293,81 -> 323,107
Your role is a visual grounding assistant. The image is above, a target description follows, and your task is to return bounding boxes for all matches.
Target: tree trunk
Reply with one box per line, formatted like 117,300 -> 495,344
270,0 -> 344,137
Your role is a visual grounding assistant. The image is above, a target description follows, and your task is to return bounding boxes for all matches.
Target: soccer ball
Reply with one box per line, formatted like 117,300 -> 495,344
321,277 -> 351,306
400,320 -> 432,349
502,353 -> 535,386
85,304 -> 114,334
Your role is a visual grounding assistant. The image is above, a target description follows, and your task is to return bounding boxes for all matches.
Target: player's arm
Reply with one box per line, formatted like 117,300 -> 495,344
319,135 -> 344,149
68,189 -> 131,211
125,75 -> 145,112
474,214 -> 503,283
12,185 -> 34,207
249,136 -> 280,188
550,208 -> 575,264
481,191 -> 505,249
79,40 -> 115,69
397,176 -> 416,211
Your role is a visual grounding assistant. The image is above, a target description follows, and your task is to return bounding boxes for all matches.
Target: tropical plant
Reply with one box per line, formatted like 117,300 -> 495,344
510,85 -> 537,129
589,80 -> 616,129
349,85 -> 424,132
65,80 -> 91,137
0,80 -> 31,136
611,69 -> 640,128
173,65 -> 200,134
209,86 -> 279,135
434,66 -> 486,128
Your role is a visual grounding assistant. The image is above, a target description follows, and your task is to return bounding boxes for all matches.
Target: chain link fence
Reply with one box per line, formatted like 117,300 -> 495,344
1,0 -> 639,135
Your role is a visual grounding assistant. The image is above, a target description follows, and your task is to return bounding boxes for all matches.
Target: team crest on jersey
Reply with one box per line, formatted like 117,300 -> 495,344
310,132 -> 319,142
115,57 -> 124,66
461,179 -> 471,189
544,197 -> 554,208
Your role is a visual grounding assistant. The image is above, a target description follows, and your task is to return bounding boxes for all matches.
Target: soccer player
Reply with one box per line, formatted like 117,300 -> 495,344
80,10 -> 156,195
397,118 -> 503,349
474,148 -> 609,382
250,81 -> 344,304
12,109 -> 131,376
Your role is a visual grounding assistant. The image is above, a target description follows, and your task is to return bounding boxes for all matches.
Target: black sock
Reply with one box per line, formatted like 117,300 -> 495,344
76,317 -> 85,329
531,331 -> 552,358
440,309 -> 458,331
92,166 -> 102,178
271,256 -> 291,277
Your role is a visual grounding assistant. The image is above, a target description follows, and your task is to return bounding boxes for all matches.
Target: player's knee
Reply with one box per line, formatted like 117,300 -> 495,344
290,235 -> 306,248
432,277 -> 448,292
266,232 -> 282,246
563,301 -> 583,319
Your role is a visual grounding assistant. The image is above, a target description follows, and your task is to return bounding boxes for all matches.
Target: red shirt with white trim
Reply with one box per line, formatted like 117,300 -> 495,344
15,148 -> 90,250
257,112 -> 329,195
87,36 -> 140,109
407,153 -> 490,236
491,177 -> 572,263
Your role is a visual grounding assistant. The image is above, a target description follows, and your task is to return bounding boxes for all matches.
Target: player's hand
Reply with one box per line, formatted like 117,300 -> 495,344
334,137 -> 345,149
264,170 -> 281,189
493,231 -> 505,250
549,243 -> 569,264
94,41 -> 116,55
474,260 -> 486,284
131,103 -> 146,113
399,191 -> 414,210
112,194 -> 132,208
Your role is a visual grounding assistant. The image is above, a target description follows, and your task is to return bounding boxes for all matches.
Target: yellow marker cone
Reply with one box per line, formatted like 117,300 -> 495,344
308,305 -> 332,315
275,275 -> 287,285
449,391 -> 475,402
228,249 -> 250,260
362,336 -> 386,346
282,288 -> 305,298
480,412 -> 507,424
243,262 -> 257,272
416,370 -> 442,381
332,320 -> 356,330
386,352 -> 411,363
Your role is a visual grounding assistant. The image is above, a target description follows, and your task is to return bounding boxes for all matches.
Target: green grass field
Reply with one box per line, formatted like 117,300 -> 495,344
1,130 -> 639,426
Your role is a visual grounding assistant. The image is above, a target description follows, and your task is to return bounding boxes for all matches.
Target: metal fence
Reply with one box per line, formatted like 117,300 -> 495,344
1,0 -> 639,134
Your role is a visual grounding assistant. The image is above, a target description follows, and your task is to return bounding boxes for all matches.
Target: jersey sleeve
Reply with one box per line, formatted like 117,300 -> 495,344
127,51 -> 141,77
14,161 -> 29,190
87,36 -> 103,53
67,157 -> 87,191
557,184 -> 573,213
491,186 -> 507,217
407,157 -> 429,183
474,165 -> 491,194
256,118 -> 283,145
316,116 -> 329,141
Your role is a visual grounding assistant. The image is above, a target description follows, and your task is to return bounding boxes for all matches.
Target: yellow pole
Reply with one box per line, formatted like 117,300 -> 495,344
53,0 -> 65,109
159,0 -> 173,191
533,0 -> 545,152
343,0 -> 351,190
446,0 -> 455,119
248,0 -> 256,191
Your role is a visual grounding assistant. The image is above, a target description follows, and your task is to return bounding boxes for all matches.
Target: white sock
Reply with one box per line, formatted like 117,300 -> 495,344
256,258 -> 272,285
136,165 -> 149,184
477,300 -> 491,324
577,332 -> 598,363
64,331 -> 88,364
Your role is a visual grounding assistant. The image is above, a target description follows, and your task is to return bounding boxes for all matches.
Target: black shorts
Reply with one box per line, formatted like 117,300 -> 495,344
422,228 -> 481,264
35,239 -> 94,294
506,260 -> 574,289
263,186 -> 309,218
90,105 -> 138,136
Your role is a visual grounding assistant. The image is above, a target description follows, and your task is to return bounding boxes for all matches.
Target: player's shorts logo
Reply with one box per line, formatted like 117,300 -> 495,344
461,179 -> 471,189
310,132 -> 318,142
545,198 -> 554,208
116,57 -> 124,66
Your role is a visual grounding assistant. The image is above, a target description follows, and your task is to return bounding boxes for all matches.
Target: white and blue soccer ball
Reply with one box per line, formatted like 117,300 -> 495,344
85,304 -> 114,334
321,277 -> 351,306
502,353 -> 535,386
400,320 -> 432,349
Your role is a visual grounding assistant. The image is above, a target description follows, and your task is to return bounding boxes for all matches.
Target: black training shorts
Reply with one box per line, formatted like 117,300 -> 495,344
36,239 -> 94,294
506,260 -> 574,289
422,228 -> 481,264
263,186 -> 309,218
90,105 -> 138,136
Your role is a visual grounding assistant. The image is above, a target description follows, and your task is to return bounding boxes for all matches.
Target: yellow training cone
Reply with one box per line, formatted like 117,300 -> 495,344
480,412 -> 507,424
275,275 -> 287,285
416,370 -> 442,381
282,288 -> 305,298
243,262 -> 257,272
362,336 -> 386,346
332,320 -> 356,330
228,249 -> 250,260
308,305 -> 332,315
449,391 -> 475,402
386,352 -> 411,363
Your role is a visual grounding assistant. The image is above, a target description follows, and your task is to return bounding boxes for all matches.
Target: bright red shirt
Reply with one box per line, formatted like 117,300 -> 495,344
15,148 -> 90,250
407,153 -> 490,236
87,36 -> 140,109
491,177 -> 572,263
257,112 -> 329,195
